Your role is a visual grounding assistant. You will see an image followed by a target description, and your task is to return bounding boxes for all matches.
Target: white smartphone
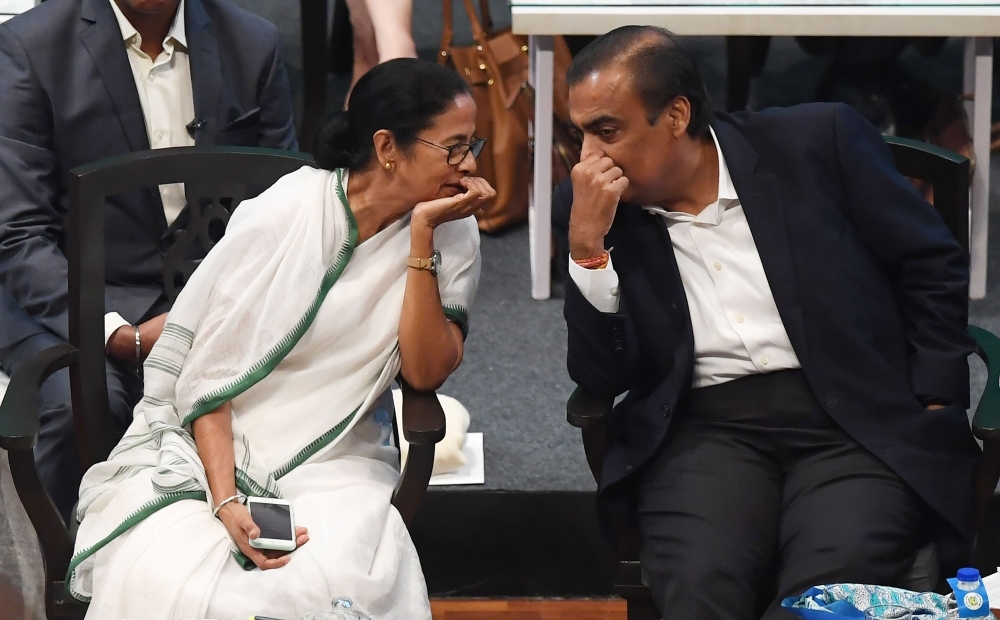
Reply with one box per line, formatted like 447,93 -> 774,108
246,497 -> 296,552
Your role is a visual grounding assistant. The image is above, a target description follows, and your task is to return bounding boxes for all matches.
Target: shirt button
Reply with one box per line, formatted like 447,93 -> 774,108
662,405 -> 671,418
157,131 -> 165,140
625,465 -> 634,473
610,286 -> 619,296
761,356 -> 770,366
713,262 -> 722,271
735,314 -> 744,323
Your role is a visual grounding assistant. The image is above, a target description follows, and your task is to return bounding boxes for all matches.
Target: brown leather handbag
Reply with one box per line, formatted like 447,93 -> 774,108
439,0 -> 579,233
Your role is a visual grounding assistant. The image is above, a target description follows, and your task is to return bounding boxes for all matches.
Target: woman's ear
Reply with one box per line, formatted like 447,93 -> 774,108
372,129 -> 396,169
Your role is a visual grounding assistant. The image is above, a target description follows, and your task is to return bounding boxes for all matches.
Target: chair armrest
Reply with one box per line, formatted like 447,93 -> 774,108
567,386 -> 615,430
397,378 -> 446,446
0,343 -> 77,451
391,379 -> 446,526
969,325 -> 1000,440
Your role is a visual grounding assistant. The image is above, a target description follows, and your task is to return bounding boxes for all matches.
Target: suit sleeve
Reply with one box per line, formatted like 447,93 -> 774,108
558,180 -> 633,398
255,25 -> 297,151
0,26 -> 73,341
832,103 -> 974,406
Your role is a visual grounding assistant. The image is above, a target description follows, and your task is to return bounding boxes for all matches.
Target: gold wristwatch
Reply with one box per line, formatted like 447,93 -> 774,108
407,250 -> 441,276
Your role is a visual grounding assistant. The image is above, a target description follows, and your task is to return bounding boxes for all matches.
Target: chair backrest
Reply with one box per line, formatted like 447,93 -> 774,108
883,135 -> 970,252
67,146 -> 314,467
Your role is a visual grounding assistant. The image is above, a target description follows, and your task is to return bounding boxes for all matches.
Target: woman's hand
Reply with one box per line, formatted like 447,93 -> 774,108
411,177 -> 496,231
217,502 -> 309,570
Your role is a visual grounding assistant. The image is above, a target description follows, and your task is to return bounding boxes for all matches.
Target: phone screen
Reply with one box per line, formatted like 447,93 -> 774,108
248,501 -> 293,541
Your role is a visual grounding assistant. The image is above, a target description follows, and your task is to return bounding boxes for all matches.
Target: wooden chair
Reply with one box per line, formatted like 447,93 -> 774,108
566,136 -> 1000,619
0,146 -> 446,619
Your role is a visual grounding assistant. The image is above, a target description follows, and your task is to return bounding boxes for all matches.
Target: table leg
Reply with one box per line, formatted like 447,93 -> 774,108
529,35 -> 555,300
966,37 -> 993,300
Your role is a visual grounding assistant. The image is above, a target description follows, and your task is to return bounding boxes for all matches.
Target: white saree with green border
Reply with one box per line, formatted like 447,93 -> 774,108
68,166 -> 480,619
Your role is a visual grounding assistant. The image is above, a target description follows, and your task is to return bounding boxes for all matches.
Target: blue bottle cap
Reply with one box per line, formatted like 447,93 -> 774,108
958,567 -> 981,582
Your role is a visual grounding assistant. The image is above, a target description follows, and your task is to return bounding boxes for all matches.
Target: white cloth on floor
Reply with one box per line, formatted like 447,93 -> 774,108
392,390 -> 471,476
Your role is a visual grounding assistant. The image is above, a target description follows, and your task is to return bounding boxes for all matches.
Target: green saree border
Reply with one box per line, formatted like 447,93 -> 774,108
443,304 -> 469,339
181,168 -> 358,427
66,491 -> 207,602
273,406 -> 361,479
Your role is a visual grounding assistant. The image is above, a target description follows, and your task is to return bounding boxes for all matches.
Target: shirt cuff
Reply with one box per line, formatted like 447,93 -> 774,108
104,312 -> 131,348
568,255 -> 620,313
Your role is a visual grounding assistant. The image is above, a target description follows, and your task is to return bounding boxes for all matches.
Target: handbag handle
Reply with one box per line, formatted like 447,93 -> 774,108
439,0 -> 494,57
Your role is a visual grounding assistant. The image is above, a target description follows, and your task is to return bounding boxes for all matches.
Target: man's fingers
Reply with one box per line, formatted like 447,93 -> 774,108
584,156 -> 615,175
610,176 -> 630,195
600,166 -> 624,183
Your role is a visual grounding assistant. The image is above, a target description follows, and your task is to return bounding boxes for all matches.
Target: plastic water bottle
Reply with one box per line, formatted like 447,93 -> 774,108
299,598 -> 372,620
949,568 -> 991,619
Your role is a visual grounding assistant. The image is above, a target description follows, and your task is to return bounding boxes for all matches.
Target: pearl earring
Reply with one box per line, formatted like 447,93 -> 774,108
384,162 -> 393,170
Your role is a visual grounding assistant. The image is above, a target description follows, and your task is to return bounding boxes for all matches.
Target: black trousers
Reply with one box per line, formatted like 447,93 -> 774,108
0,331 -> 141,522
635,370 -> 925,620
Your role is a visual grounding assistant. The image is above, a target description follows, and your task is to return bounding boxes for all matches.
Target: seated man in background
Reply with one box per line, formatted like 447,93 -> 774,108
559,26 -> 978,619
0,0 -> 296,520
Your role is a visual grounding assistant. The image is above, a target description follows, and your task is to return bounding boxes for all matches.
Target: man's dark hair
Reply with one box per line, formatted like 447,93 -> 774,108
313,58 -> 472,170
566,26 -> 714,137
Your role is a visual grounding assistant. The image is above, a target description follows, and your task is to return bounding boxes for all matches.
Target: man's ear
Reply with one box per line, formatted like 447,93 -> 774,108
665,97 -> 692,137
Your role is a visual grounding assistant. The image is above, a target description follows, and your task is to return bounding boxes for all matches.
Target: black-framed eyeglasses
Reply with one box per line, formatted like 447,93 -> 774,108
415,136 -> 487,165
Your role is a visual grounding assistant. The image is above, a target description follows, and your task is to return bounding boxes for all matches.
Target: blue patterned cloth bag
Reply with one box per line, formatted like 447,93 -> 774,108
781,584 -> 952,619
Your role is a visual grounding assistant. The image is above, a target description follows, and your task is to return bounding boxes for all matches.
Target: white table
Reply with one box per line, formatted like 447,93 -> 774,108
0,0 -> 37,23
514,1 -> 1000,300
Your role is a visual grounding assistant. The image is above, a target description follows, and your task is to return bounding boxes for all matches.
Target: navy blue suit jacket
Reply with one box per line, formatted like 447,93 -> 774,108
560,103 -> 980,562
0,0 -> 297,349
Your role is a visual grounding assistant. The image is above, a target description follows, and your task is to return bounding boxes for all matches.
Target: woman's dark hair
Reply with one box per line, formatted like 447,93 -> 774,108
566,26 -> 714,137
313,58 -> 473,170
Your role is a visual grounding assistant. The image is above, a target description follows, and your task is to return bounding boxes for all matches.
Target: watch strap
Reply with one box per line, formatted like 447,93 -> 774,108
407,256 -> 434,271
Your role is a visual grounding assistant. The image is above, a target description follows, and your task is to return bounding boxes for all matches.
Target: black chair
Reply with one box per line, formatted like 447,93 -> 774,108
566,136 -> 1000,619
0,146 -> 446,619
300,0 -> 336,152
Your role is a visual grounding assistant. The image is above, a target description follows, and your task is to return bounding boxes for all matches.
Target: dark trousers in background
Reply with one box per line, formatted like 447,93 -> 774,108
0,331 -> 142,522
636,370 -> 926,620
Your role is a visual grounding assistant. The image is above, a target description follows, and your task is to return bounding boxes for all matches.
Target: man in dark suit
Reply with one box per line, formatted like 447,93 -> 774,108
559,26 -> 978,618
0,0 -> 296,520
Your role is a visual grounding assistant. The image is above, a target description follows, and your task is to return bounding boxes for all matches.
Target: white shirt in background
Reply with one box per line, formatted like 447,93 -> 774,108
104,0 -> 195,345
568,128 -> 801,388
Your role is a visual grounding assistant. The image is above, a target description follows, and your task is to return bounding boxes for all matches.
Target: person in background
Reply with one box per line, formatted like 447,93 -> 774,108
0,0 -> 297,521
559,26 -> 977,619
344,0 -> 417,97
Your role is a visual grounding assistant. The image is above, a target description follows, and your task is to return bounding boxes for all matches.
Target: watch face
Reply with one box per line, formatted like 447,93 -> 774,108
431,250 -> 442,275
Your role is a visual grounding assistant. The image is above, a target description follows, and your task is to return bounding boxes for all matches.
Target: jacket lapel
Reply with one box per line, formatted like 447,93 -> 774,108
80,0 -> 149,153
712,118 -> 811,368
185,0 -> 220,146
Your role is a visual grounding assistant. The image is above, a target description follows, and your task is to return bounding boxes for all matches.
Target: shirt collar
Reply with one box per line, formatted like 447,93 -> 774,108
644,126 -> 739,226
109,0 -> 187,51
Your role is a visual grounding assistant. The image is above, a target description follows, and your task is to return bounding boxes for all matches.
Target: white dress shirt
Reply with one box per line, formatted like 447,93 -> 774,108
105,0 -> 195,345
569,128 -> 801,388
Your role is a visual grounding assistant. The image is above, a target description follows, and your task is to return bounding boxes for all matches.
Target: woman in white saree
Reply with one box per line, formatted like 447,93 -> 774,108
67,59 -> 494,620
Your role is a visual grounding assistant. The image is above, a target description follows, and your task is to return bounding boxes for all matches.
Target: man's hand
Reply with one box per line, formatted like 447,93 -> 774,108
217,502 -> 309,570
568,152 -> 629,261
107,312 -> 169,365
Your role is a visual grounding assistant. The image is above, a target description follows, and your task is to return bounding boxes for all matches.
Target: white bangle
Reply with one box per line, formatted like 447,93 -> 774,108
212,493 -> 246,517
